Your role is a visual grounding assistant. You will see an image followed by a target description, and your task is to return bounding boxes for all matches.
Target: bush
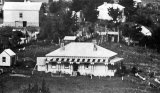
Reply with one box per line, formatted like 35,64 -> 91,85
20,79 -> 50,93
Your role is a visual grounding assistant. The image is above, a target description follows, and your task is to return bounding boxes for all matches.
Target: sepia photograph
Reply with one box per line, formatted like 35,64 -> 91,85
0,0 -> 160,93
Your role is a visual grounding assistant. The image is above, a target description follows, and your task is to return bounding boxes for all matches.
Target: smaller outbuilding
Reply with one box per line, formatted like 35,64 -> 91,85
63,36 -> 77,43
0,49 -> 16,66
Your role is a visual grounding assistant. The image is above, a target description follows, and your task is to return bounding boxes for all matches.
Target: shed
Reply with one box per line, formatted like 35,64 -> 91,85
63,36 -> 77,43
0,49 -> 16,66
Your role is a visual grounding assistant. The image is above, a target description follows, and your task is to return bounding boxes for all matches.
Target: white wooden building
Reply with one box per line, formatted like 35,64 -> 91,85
0,49 -> 16,66
63,36 -> 77,43
3,2 -> 42,27
37,42 -> 123,77
97,2 -> 126,22
30,0 -> 49,3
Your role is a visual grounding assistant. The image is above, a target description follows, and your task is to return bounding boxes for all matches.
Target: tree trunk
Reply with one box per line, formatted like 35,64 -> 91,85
128,37 -> 131,46
117,26 -> 120,43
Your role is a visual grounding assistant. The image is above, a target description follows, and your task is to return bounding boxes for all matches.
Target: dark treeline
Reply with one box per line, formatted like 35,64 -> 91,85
1,0 -> 160,52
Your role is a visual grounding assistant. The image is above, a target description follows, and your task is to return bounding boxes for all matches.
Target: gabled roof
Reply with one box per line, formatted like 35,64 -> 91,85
3,2 -> 42,11
97,2 -> 125,20
5,0 -> 24,2
133,0 -> 142,3
46,42 -> 117,58
30,0 -> 49,3
97,2 -> 125,11
3,49 -> 16,56
64,36 -> 77,41
140,26 -> 152,36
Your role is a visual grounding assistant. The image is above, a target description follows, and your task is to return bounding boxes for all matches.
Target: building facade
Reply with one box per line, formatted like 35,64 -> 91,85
0,49 -> 16,66
37,42 -> 123,77
97,2 -> 126,22
3,2 -> 42,27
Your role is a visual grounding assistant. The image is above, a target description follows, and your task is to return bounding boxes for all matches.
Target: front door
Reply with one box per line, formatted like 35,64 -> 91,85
73,63 -> 79,71
23,21 -> 27,27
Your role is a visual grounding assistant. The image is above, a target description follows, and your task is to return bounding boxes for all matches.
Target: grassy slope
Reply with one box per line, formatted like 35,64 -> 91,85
100,42 -> 160,74
142,0 -> 160,3
4,75 -> 155,93
17,42 -> 160,74
13,42 -> 160,93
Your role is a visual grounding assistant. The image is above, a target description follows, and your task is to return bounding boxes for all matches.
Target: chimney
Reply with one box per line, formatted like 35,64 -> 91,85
93,44 -> 97,51
92,39 -> 97,51
60,42 -> 65,50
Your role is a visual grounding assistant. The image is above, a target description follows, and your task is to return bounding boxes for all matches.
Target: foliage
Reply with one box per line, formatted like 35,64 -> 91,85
20,79 -> 50,93
71,0 -> 83,12
108,7 -> 122,23
49,2 -> 61,13
119,0 -> 137,21
121,23 -> 142,42
83,1 -> 98,23
108,7 -> 123,32
71,0 -> 113,12
11,31 -> 24,47
40,3 -> 47,27
0,26 -> 13,49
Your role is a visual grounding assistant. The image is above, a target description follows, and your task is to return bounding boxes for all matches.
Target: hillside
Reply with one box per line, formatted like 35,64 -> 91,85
101,42 -> 160,75
142,0 -> 160,3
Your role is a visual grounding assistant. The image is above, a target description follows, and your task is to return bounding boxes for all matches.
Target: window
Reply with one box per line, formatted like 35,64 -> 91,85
51,62 -> 57,69
19,13 -> 23,18
64,63 -> 69,69
84,63 -> 90,69
2,57 -> 6,62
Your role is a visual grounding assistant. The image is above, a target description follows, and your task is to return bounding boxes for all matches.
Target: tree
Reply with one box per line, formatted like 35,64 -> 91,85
71,0 -> 83,12
119,0 -> 137,21
10,31 -> 24,47
121,23 -> 142,45
83,1 -> 98,23
49,2 -> 61,13
0,26 -> 13,49
108,7 -> 122,23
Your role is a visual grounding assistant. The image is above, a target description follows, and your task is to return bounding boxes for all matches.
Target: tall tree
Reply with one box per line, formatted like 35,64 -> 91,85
108,7 -> 122,23
121,23 -> 142,45
71,0 -> 83,12
49,2 -> 61,13
0,26 -> 13,49
83,1 -> 98,23
119,0 -> 136,21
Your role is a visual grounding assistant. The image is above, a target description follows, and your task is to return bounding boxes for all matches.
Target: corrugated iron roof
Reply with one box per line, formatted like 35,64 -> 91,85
64,36 -> 77,41
3,2 -> 42,11
30,0 -> 49,3
3,49 -> 16,56
46,42 -> 117,58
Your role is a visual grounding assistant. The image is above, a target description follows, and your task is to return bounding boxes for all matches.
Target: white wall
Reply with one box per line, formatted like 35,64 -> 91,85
0,52 -> 11,66
3,10 -> 39,27
37,63 -> 116,76
47,63 -> 72,74
78,64 -> 115,76
37,65 -> 46,71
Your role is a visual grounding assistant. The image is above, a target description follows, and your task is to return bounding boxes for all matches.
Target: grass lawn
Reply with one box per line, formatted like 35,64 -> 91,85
1,73 -> 158,93
10,41 -> 160,93
142,0 -> 160,4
